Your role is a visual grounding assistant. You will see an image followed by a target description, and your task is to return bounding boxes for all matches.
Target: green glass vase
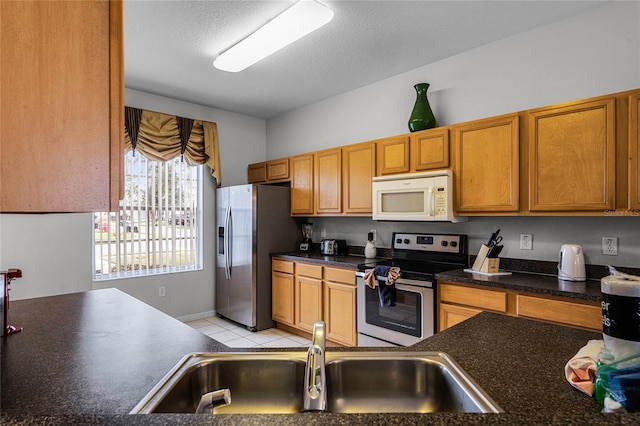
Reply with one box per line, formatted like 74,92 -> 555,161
408,83 -> 436,132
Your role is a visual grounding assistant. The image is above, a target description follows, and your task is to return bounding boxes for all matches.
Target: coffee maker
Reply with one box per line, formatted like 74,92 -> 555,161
300,223 -> 313,252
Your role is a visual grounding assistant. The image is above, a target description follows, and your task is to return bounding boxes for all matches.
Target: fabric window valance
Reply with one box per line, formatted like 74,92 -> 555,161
124,106 -> 222,186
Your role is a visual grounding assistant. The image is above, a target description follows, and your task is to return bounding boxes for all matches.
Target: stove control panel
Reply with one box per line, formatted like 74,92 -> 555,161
392,233 -> 464,254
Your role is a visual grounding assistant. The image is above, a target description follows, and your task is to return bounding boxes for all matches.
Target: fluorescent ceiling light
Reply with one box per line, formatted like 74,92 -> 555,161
213,0 -> 334,72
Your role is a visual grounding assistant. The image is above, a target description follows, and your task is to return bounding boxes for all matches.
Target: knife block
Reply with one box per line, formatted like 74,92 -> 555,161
472,244 -> 500,273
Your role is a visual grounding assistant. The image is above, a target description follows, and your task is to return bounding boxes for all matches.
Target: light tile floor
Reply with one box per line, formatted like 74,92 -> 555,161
186,316 -> 311,348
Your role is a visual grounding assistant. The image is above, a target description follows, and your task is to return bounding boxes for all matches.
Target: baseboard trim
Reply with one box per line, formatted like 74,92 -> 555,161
176,310 -> 216,323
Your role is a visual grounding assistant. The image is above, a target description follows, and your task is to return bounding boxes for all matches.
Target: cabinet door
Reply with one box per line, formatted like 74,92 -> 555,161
272,271 -> 295,325
324,281 -> 357,346
295,276 -> 323,333
629,93 -> 640,210
411,127 -> 450,171
342,142 -> 375,214
267,158 -> 290,182
528,98 -> 616,211
314,148 -> 342,214
453,113 -> 520,213
1,0 -> 123,212
291,154 -> 314,215
376,135 -> 410,175
438,303 -> 482,332
248,162 -> 267,183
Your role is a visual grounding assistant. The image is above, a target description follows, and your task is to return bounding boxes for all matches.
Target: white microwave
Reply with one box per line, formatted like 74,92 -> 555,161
372,170 -> 466,222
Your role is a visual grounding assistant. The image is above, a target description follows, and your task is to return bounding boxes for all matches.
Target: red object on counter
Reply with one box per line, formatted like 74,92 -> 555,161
2,268 -> 23,336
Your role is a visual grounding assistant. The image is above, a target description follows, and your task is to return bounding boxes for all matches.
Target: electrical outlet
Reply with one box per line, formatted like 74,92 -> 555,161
158,286 -> 166,297
520,234 -> 533,250
602,237 -> 618,255
321,228 -> 326,238
370,230 -> 377,241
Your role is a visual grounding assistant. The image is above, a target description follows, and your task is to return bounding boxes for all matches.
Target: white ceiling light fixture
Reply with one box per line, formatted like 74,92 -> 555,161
213,0 -> 334,73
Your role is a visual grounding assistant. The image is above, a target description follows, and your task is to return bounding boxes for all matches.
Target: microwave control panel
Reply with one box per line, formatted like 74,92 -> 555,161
433,186 -> 447,216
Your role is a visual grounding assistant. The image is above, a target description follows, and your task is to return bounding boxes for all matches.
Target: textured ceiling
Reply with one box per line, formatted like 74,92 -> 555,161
124,0 -> 607,119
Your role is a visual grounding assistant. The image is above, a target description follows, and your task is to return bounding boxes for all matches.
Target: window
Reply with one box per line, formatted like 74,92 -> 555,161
93,151 -> 203,279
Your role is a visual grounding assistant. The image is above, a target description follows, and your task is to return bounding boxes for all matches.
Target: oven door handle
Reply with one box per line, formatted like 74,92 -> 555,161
356,272 -> 433,289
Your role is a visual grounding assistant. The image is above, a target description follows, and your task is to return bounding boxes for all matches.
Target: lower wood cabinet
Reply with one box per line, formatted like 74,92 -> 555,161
323,267 -> 357,346
295,263 -> 323,333
438,280 -> 601,332
272,258 -> 357,346
516,294 -> 601,330
271,259 -> 295,325
439,303 -> 483,331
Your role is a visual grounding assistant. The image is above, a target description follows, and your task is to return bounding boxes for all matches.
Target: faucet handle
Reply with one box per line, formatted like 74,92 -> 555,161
312,320 -> 326,347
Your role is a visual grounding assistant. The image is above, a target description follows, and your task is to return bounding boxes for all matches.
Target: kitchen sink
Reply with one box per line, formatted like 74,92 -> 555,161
130,351 -> 502,414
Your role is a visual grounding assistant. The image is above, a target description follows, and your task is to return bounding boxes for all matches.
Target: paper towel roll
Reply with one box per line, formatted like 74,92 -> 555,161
601,269 -> 640,360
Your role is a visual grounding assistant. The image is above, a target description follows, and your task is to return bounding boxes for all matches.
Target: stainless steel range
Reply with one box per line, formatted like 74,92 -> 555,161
356,232 -> 467,346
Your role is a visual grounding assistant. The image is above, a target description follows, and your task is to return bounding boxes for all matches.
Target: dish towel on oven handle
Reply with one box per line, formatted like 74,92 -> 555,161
363,266 -> 401,307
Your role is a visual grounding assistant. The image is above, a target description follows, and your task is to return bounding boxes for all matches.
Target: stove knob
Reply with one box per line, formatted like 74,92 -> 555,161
450,241 -> 458,247
404,239 -> 410,244
396,238 -> 402,244
441,241 -> 448,247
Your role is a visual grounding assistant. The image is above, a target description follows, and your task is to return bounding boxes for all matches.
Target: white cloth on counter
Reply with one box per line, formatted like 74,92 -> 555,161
564,339 -> 603,396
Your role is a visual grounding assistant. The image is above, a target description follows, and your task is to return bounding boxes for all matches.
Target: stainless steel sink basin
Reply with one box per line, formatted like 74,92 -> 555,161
131,351 -> 502,414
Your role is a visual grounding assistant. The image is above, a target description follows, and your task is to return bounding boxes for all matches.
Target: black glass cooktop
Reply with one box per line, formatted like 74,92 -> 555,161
357,258 -> 464,280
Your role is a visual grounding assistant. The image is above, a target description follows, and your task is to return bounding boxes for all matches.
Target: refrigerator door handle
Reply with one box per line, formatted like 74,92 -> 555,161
224,205 -> 231,279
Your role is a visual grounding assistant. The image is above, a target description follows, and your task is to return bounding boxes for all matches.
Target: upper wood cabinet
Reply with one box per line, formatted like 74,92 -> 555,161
267,158 -> 290,181
629,93 -> 640,210
314,148 -> 342,214
342,142 -> 376,214
376,135 -> 411,175
291,154 -> 315,215
247,158 -> 290,184
376,129 -> 450,176
410,127 -> 450,171
1,0 -> 124,212
527,97 -> 616,212
453,113 -> 520,214
248,162 -> 267,183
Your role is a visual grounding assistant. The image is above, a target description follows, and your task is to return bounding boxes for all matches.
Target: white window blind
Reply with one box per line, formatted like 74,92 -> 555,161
93,151 -> 202,279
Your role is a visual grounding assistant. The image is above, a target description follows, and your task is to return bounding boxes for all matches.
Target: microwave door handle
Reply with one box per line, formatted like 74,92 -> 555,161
427,187 -> 434,217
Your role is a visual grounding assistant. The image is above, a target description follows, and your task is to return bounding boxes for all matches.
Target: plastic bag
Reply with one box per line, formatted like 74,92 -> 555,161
595,351 -> 640,411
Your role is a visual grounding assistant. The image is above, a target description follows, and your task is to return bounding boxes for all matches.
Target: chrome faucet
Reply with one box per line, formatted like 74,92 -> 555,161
303,321 -> 326,411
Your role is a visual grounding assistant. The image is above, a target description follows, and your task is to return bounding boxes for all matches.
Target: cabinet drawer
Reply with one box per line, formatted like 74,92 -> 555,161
517,295 -> 601,331
295,262 -> 323,279
439,283 -> 508,312
324,267 -> 355,285
272,259 -> 294,274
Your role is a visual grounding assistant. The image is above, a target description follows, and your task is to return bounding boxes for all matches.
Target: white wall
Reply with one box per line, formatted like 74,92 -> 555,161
0,90 -> 266,320
267,1 -> 640,158
2,2 -> 639,314
266,1 -> 640,270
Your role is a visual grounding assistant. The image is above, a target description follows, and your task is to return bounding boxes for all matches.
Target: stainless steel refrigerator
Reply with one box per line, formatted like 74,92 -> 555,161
216,184 -> 299,331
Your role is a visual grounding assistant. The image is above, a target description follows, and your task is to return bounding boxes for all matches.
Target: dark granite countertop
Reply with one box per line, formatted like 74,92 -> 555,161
435,269 -> 601,302
272,251 -> 386,269
3,288 -> 640,425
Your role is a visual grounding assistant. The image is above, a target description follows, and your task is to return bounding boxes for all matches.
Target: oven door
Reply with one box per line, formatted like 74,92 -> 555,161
356,273 -> 434,346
